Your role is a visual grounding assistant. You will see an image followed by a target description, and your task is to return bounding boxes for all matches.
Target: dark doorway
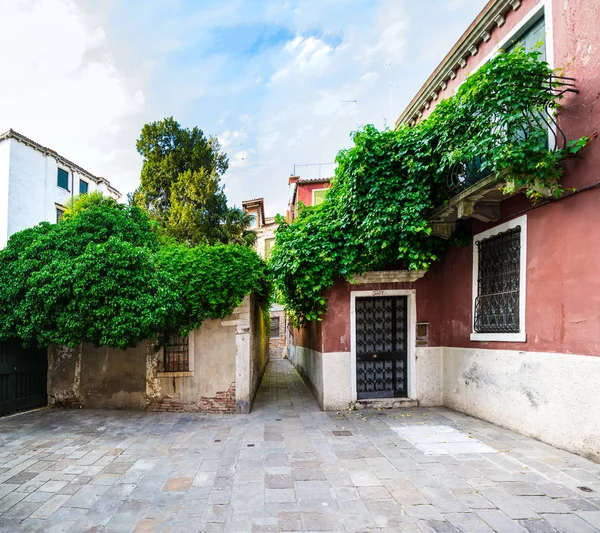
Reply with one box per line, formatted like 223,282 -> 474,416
355,296 -> 408,399
0,339 -> 48,416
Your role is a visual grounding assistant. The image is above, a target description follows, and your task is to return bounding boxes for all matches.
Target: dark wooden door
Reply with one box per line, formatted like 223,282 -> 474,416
0,339 -> 47,416
356,296 -> 408,399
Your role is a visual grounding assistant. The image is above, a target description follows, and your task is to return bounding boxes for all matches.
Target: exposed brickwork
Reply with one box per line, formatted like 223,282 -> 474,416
50,397 -> 83,409
147,382 -> 236,414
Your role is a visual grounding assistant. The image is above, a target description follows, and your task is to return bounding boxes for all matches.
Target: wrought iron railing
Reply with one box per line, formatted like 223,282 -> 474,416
439,75 -> 578,200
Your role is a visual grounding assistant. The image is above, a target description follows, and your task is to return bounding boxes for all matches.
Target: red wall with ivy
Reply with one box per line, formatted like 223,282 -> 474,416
296,181 -> 331,207
291,0 -> 600,358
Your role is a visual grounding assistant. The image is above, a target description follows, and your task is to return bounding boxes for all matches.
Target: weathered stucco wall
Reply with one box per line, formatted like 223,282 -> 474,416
47,345 -> 82,408
249,295 -> 270,409
288,344 -> 324,408
80,343 -> 147,409
443,347 -> 600,462
147,319 -> 237,413
47,296 -> 268,413
415,188 -> 600,356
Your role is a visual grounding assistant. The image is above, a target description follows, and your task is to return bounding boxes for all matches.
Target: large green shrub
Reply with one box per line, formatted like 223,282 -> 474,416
0,196 -> 269,349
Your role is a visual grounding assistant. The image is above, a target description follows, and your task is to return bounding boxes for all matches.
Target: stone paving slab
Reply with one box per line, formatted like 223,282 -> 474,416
0,359 -> 599,532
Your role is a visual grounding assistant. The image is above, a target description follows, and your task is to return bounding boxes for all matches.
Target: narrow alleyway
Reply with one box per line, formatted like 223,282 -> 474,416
0,359 -> 599,532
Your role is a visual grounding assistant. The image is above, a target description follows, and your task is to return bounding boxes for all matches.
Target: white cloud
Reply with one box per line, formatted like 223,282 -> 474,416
271,35 -> 334,82
0,0 -> 488,215
0,0 -> 145,193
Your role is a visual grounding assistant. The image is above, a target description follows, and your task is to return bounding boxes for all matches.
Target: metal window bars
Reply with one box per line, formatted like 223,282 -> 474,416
442,75 -> 578,198
163,334 -> 189,372
474,226 -> 521,334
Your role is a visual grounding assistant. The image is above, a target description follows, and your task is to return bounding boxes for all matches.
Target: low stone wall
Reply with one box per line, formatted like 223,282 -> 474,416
47,295 -> 268,414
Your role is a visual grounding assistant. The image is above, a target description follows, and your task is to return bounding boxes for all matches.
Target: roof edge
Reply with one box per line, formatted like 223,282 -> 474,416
395,0 -> 522,128
0,129 -> 122,198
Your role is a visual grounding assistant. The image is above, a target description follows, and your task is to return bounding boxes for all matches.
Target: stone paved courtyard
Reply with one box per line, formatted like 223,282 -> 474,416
0,360 -> 599,532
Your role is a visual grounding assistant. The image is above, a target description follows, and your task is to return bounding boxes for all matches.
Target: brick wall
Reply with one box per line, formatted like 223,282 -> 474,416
147,382 -> 236,413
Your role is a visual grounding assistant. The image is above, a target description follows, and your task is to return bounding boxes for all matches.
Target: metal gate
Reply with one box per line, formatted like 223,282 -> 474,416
0,339 -> 48,416
356,296 -> 407,399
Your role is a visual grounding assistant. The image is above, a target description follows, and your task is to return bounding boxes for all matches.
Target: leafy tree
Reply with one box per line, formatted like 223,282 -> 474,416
0,200 -> 173,348
156,243 -> 270,335
133,117 -> 253,246
134,117 -> 228,219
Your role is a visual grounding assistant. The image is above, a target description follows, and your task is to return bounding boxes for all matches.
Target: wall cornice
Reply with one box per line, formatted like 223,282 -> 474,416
395,0 -> 523,128
350,270 -> 426,284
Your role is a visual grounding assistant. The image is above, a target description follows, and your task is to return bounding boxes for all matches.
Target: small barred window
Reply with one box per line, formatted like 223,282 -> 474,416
163,334 -> 189,372
474,226 -> 521,334
270,317 -> 280,339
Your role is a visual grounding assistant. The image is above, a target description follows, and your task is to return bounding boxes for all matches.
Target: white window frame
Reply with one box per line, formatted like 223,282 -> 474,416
480,1 -> 550,67
312,188 -> 328,206
470,215 -> 527,343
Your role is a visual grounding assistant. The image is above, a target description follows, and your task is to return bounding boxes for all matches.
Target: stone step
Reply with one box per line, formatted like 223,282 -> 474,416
355,398 -> 419,410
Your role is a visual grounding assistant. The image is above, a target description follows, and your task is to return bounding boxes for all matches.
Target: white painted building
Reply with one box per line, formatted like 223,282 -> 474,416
0,129 -> 121,248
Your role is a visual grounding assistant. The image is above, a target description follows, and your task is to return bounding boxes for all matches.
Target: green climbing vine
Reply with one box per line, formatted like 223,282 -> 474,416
270,47 -> 588,327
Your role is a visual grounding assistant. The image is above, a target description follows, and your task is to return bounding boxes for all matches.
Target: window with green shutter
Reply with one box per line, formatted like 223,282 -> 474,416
79,180 -> 89,194
312,189 -> 327,206
507,16 -> 545,61
57,168 -> 69,191
265,238 -> 275,260
507,17 -> 548,147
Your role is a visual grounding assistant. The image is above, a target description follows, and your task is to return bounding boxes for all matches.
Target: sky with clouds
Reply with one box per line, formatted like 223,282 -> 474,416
0,0 -> 487,215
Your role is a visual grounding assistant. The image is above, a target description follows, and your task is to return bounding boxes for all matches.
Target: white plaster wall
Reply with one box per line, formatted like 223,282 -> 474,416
8,140 -> 71,237
288,345 -> 324,408
322,351 -> 353,410
290,346 -> 441,410
3,140 -> 113,245
443,347 -> 600,462
0,141 -> 10,248
415,346 -> 444,406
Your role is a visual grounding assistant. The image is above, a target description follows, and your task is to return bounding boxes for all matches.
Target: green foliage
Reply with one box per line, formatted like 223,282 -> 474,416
0,198 -> 269,349
156,244 -> 270,335
133,117 -> 255,247
271,48 -> 588,326
134,117 -> 228,219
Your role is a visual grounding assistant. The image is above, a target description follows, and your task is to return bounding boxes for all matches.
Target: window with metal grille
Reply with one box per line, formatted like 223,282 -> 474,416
163,334 -> 189,372
56,207 -> 64,223
474,226 -> 521,333
270,316 -> 280,339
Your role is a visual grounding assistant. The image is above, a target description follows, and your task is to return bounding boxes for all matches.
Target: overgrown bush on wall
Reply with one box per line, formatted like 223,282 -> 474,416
0,194 -> 269,349
270,48 -> 588,327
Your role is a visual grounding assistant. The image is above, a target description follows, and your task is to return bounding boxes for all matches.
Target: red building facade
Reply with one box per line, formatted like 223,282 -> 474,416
288,0 -> 600,461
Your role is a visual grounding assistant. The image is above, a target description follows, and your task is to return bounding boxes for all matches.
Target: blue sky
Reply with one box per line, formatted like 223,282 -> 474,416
0,0 -> 486,215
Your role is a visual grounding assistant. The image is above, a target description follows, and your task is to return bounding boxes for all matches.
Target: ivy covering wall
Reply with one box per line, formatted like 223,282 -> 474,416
271,48 -> 587,327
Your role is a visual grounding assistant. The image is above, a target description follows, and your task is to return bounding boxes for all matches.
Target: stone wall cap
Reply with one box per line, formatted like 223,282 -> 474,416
350,270 -> 426,284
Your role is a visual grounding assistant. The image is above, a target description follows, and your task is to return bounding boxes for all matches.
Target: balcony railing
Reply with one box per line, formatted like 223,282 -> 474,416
439,75 -> 578,199
428,75 -> 578,238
